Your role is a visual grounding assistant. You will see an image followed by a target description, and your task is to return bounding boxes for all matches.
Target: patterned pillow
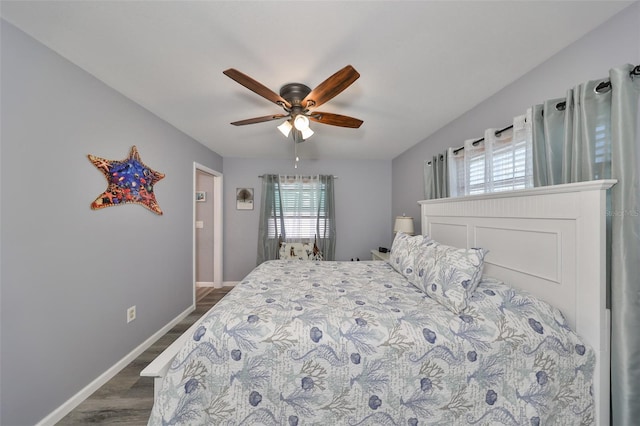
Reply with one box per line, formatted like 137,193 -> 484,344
389,232 -> 432,284
279,242 -> 324,261
413,242 -> 487,313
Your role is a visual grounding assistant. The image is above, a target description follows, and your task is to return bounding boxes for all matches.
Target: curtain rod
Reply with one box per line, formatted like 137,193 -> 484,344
589,64 -> 640,94
427,64 -> 639,166
258,175 -> 338,179
426,124 -> 513,165
549,64 -> 640,115
451,124 -> 514,155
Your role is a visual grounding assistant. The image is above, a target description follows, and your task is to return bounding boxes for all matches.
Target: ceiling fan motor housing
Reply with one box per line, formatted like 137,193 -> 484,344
280,83 -> 311,107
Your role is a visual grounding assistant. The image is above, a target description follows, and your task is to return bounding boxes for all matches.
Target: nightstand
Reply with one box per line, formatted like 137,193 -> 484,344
371,249 -> 390,261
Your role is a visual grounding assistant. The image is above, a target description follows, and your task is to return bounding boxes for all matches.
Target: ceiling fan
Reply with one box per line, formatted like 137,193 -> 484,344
223,65 -> 363,143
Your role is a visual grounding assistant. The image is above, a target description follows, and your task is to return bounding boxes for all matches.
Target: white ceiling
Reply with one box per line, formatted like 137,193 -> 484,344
1,1 -> 632,160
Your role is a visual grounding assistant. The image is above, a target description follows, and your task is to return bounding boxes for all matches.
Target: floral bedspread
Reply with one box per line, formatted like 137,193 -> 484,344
148,260 -> 595,425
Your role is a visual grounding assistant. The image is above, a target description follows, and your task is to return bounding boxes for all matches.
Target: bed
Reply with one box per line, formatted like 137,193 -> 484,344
143,179 -> 614,425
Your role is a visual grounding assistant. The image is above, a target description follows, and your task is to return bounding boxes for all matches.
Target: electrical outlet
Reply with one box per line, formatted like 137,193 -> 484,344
127,305 -> 136,323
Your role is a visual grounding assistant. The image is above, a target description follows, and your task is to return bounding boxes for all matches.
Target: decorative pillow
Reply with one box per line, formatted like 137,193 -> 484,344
413,242 -> 487,314
389,232 -> 432,284
279,242 -> 324,261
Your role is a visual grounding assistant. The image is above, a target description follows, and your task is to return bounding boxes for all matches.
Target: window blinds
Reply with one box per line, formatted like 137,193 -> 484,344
267,176 -> 329,240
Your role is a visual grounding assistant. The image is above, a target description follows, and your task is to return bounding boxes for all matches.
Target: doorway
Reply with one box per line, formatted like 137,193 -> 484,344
193,163 -> 223,304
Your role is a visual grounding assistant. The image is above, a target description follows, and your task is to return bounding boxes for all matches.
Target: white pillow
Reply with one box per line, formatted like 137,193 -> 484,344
279,242 -> 324,261
389,232 -> 432,284
413,242 -> 487,313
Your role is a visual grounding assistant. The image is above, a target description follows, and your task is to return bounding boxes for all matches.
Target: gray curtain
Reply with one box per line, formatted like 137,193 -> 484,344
532,64 -> 640,424
423,151 -> 449,199
610,65 -> 640,425
256,174 -> 284,264
317,175 -> 336,260
532,85 -> 612,186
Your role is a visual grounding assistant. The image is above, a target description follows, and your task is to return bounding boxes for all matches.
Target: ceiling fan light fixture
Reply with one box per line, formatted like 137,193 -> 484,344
300,126 -> 314,140
293,114 -> 310,131
277,120 -> 293,137
293,114 -> 314,140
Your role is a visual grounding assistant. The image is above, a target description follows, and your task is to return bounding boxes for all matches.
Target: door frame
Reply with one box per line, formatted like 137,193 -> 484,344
193,163 -> 223,304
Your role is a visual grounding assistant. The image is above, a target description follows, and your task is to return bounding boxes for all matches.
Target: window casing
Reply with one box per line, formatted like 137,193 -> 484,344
267,179 -> 329,240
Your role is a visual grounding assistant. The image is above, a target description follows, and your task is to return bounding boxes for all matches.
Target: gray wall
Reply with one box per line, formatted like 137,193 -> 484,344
223,157 -> 393,281
0,21 -> 223,426
392,2 -> 640,232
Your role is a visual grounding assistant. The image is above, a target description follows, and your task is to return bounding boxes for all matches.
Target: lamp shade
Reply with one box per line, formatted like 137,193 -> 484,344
277,120 -> 293,137
300,126 -> 314,140
394,216 -> 414,235
293,114 -> 310,131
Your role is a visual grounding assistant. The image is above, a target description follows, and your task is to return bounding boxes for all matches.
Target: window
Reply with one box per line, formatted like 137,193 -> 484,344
450,113 -> 533,197
258,174 -> 336,263
593,124 -> 611,180
466,147 -> 487,195
490,135 -> 530,192
268,177 -> 330,240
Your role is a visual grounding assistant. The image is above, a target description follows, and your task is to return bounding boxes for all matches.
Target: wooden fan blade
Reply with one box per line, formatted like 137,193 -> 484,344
223,68 -> 291,109
309,112 -> 363,128
302,65 -> 360,109
231,114 -> 289,126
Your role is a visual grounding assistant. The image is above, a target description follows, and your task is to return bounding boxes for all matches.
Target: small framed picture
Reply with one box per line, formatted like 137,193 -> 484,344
196,191 -> 206,202
236,188 -> 254,210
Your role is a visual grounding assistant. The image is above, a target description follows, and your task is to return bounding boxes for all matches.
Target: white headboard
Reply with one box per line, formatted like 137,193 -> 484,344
419,179 -> 615,426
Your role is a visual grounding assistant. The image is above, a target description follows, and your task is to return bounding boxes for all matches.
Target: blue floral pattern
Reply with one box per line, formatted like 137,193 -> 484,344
148,261 -> 595,425
413,242 -> 487,313
389,232 -> 432,284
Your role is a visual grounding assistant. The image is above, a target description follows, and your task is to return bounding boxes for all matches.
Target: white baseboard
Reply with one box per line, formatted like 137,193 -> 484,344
36,304 -> 196,426
197,281 -> 234,288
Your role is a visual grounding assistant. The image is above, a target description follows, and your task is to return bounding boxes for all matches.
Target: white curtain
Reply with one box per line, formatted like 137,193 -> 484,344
448,139 -> 478,197
489,112 -> 532,192
463,135 -> 488,195
448,112 -> 533,197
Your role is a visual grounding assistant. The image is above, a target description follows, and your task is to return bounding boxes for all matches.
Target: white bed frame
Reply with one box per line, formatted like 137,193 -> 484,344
419,179 -> 615,426
143,179 -> 614,425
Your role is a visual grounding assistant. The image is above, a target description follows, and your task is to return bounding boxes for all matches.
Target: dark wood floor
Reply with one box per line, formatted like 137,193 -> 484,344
57,287 -> 231,425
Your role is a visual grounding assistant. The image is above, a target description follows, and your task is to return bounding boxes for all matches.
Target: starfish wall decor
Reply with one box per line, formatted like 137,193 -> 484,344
88,145 -> 165,215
